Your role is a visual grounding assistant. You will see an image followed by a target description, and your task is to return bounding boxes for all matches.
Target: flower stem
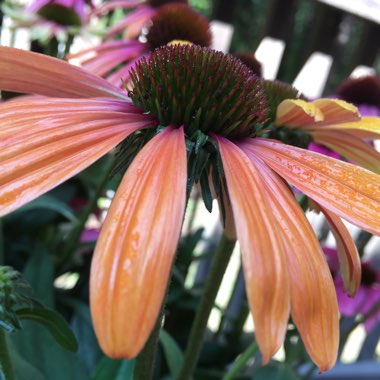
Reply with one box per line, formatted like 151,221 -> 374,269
176,234 -> 236,380
133,310 -> 163,380
58,156 -> 117,271
0,329 -> 16,380
222,341 -> 258,380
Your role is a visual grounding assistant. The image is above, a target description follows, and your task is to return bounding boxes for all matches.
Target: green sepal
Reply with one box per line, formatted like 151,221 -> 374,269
200,170 -> 213,212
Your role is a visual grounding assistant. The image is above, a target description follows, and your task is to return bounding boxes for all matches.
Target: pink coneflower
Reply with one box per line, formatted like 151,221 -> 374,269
68,3 -> 211,86
0,44 -> 379,372
325,247 -> 380,332
28,0 -> 91,26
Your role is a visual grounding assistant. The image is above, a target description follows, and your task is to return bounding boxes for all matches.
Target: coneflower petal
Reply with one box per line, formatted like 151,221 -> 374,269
249,139 -> 380,235
75,45 -> 145,78
309,117 -> 380,136
0,99 -> 153,216
106,6 -> 156,39
216,136 -> 290,363
0,46 -> 126,99
92,0 -> 144,15
275,99 -> 324,127
241,149 -> 339,372
312,98 -> 360,124
312,130 -> 380,174
90,126 -> 187,358
318,204 -> 361,297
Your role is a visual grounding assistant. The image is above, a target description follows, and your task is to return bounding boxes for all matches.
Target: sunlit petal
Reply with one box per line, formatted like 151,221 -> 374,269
308,117 -> 380,136
275,99 -> 324,127
0,46 -> 126,98
0,99 -> 153,216
312,130 -> 380,174
248,139 -> 380,235
90,127 -> 187,358
216,136 -> 290,363
312,98 -> 360,124
241,148 -> 339,372
318,204 -> 361,297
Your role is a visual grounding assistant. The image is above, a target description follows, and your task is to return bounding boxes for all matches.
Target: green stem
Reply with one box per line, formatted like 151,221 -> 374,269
222,341 -> 258,380
185,190 -> 201,235
176,234 -> 236,380
58,156 -> 117,270
0,329 -> 16,380
133,310 -> 164,380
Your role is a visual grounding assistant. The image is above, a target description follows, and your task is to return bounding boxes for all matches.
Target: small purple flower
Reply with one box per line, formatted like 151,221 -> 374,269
324,247 -> 380,332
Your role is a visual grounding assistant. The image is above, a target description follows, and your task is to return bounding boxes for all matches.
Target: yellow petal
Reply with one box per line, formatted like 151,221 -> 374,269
313,117 -> 380,137
0,98 -> 151,216
216,135 -> 290,363
318,205 -> 361,297
312,98 -> 360,124
247,139 -> 380,235
275,99 -> 324,127
312,130 -> 380,174
90,127 -> 187,358
242,149 -> 339,372
0,46 -> 126,98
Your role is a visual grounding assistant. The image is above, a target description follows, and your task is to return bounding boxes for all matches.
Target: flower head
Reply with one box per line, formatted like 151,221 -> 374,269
28,0 -> 91,26
5,0 -> 92,43
0,44 -> 380,372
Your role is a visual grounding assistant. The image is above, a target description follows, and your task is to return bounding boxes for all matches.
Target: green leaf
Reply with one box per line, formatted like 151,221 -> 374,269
159,329 -> 185,378
16,194 -> 76,222
252,362 -> 301,380
91,357 -> 135,380
8,340 -> 45,380
10,321 -> 87,380
69,301 -> 102,372
23,249 -> 54,308
16,307 -> 78,352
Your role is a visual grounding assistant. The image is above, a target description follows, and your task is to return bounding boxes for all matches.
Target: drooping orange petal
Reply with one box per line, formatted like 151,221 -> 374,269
90,127 -> 187,358
312,130 -> 380,174
241,147 -> 339,372
312,98 -> 360,124
247,139 -> 380,235
215,135 -> 290,363
0,99 -> 153,216
275,99 -> 324,127
0,46 -> 126,98
318,204 -> 361,297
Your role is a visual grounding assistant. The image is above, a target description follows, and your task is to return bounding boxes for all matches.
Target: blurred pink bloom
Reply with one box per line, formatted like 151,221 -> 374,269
28,0 -> 91,24
324,247 -> 380,332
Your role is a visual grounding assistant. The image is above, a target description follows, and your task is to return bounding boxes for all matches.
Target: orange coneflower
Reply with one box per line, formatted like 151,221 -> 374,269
68,3 -> 211,86
0,44 -> 379,372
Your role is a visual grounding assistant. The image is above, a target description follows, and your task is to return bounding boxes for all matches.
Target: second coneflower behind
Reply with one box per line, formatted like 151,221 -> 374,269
0,44 -> 379,373
68,2 -> 211,86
